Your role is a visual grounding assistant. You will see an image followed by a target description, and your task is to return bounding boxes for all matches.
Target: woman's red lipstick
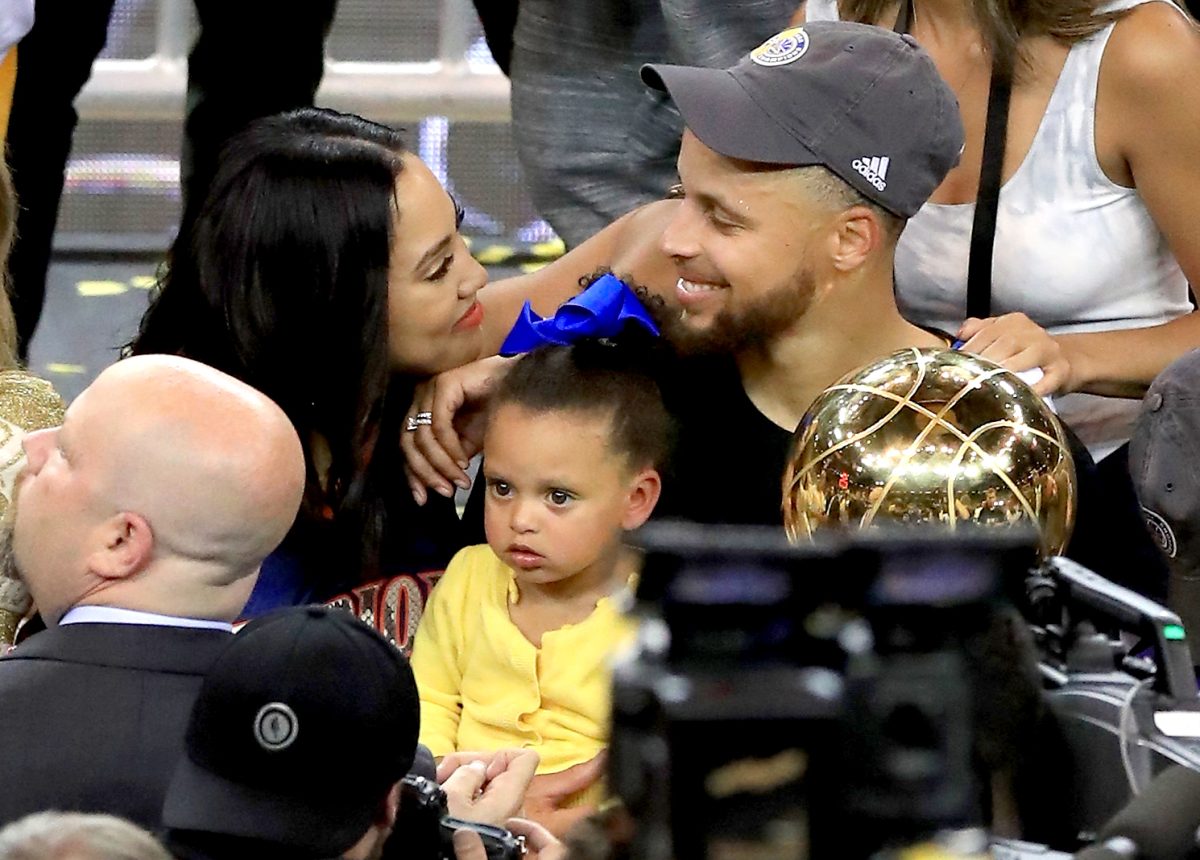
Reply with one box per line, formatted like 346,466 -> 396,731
453,301 -> 484,332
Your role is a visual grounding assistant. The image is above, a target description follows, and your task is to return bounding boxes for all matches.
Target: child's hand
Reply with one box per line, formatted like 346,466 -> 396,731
523,752 -> 606,837
439,748 -> 540,826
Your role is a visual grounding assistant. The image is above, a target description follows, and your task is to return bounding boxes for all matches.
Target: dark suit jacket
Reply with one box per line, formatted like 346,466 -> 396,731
0,622 -> 232,829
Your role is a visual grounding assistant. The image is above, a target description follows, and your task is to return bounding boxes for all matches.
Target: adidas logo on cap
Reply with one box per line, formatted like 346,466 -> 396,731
852,156 -> 890,191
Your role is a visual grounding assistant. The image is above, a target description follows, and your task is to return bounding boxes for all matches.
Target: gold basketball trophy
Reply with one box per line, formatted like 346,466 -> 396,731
783,348 -> 1075,557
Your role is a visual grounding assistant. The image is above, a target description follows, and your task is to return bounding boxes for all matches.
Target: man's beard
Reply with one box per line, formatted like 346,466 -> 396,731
656,268 -> 817,357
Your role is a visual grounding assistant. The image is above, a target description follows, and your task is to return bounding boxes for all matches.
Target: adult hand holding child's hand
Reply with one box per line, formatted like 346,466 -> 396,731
523,752 -> 607,838
439,748 -> 540,826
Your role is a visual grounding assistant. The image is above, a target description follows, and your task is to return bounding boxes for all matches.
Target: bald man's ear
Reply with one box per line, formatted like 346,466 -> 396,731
89,512 -> 154,581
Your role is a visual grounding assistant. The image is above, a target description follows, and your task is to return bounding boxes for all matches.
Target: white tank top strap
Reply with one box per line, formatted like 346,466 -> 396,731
1099,0 -> 1186,13
1030,12 -> 1111,192
1050,0 -> 1184,191
802,0 -> 841,21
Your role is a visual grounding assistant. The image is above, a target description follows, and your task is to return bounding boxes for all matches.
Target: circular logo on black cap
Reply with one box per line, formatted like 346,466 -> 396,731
1142,507 -> 1178,559
751,27 -> 809,67
254,703 -> 299,751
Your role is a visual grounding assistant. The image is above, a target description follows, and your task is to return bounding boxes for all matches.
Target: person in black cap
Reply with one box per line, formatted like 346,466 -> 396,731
162,605 -> 418,860
162,605 -> 538,860
1130,349 -> 1200,663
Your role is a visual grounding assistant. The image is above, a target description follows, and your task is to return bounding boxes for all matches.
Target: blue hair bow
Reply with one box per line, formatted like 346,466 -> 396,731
499,273 -> 660,357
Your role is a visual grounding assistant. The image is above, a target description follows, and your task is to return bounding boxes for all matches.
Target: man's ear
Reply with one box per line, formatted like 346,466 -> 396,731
829,205 -> 885,272
621,468 -> 663,531
88,511 -> 153,581
377,781 -> 402,829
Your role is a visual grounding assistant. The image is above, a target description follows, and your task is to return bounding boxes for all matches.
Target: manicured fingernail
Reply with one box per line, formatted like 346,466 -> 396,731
455,478 -> 470,490
437,484 -> 454,498
457,460 -> 469,470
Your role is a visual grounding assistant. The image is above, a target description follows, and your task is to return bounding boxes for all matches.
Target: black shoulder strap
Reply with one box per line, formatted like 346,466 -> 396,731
894,0 -> 1013,321
967,58 -> 1013,319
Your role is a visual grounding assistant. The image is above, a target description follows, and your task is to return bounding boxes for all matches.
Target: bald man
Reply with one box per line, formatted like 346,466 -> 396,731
0,354 -> 305,831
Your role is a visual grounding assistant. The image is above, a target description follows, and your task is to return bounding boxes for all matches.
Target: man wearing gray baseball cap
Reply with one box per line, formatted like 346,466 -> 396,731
625,20 -> 1127,585
636,21 -> 971,525
407,21 -> 971,530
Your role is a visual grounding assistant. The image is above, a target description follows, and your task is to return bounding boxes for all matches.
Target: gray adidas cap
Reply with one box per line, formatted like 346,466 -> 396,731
641,21 -> 964,218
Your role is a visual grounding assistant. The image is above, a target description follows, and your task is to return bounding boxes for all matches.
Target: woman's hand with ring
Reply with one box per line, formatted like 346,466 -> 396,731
405,412 -> 434,432
401,356 -> 516,505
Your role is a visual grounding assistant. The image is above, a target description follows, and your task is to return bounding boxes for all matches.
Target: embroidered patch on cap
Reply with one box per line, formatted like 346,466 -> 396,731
254,702 -> 299,751
751,27 -> 810,67
1142,507 -> 1178,559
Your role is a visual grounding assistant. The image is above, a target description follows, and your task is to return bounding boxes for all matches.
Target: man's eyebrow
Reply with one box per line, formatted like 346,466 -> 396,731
414,235 -> 453,274
693,189 -> 749,221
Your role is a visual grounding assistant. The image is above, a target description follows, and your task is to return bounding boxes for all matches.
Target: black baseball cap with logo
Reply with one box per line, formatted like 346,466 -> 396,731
641,21 -> 964,218
162,605 -> 419,857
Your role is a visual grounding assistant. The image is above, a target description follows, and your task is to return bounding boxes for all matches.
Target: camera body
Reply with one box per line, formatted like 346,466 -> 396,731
397,775 -> 525,860
611,523 -> 1035,859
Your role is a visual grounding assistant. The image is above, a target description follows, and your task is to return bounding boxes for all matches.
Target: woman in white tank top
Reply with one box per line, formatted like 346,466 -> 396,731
795,0 -> 1200,463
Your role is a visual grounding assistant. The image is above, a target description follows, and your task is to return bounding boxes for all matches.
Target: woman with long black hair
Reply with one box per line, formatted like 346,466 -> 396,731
130,108 -> 487,629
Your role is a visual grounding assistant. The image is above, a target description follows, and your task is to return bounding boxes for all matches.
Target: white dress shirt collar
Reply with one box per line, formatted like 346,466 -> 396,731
58,605 -> 234,633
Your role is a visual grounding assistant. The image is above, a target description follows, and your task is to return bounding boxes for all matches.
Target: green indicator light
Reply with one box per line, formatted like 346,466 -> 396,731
1164,624 -> 1187,641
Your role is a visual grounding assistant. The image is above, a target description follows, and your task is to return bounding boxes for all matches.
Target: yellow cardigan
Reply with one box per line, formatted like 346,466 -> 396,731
411,544 -> 636,780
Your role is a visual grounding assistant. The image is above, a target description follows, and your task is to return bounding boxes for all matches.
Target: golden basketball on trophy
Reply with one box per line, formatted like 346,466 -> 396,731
783,348 -> 1075,557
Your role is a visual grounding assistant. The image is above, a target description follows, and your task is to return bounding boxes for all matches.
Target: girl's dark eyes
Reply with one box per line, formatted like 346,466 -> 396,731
548,489 -> 572,506
488,479 -> 511,496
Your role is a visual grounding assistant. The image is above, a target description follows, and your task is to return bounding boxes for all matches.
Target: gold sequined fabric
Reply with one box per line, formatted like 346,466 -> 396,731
0,611 -> 17,646
783,348 -> 1076,558
0,370 -> 66,518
